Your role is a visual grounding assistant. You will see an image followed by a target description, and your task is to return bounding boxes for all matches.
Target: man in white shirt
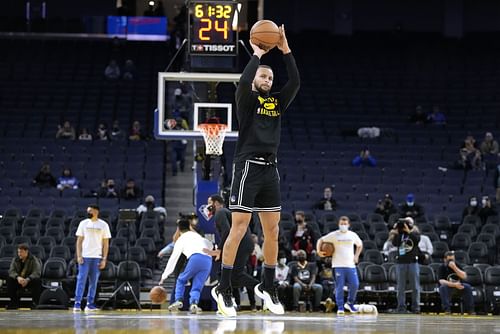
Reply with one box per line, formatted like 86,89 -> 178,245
159,218 -> 213,314
317,216 -> 363,315
73,205 -> 111,312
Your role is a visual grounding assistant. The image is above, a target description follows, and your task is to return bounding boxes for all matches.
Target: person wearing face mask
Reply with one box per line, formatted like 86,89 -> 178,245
461,196 -> 480,221
98,179 -> 118,198
203,194 -> 259,311
478,196 -> 498,224
314,186 -> 337,211
317,216 -> 363,315
291,249 -> 323,312
95,123 -> 109,141
375,193 -> 398,224
290,211 -> 317,259
390,217 -> 421,314
438,251 -> 474,315
399,193 -> 425,220
109,120 -> 125,141
73,205 -> 111,312
275,251 -> 291,308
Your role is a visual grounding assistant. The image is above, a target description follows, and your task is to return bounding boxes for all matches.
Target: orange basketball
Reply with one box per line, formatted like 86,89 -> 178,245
250,20 -> 281,50
149,286 -> 167,304
321,242 -> 335,257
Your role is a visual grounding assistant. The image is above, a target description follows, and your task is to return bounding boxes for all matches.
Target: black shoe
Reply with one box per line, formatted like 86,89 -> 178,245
6,303 -> 19,310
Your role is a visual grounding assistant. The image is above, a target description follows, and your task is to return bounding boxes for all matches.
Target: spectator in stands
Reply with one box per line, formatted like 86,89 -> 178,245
461,196 -> 480,221
458,136 -> 481,170
275,251 -> 291,309
317,256 -> 335,303
290,211 -> 317,259
96,123 -> 109,141
278,233 -> 292,261
426,105 -> 446,125
438,251 -> 474,315
495,163 -> 500,203
120,178 -> 142,200
480,132 -> 499,168
314,186 -> 337,211
32,163 -> 57,188
122,59 -> 137,80
98,179 -> 118,198
57,167 -> 80,191
418,232 -> 433,265
317,216 -> 362,315
291,249 -> 323,312
479,196 -> 498,224
56,121 -> 76,140
129,120 -> 145,141
250,233 -> 264,264
351,148 -> 377,167
7,243 -> 42,309
375,193 -> 398,223
137,195 -> 167,220
110,120 -> 125,141
399,193 -> 425,220
78,128 -> 92,141
74,205 -> 111,312
409,105 -> 427,125
391,217 -> 421,314
104,59 -> 120,80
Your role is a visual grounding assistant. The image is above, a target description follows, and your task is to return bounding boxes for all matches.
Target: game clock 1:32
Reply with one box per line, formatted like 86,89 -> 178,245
188,0 -> 239,56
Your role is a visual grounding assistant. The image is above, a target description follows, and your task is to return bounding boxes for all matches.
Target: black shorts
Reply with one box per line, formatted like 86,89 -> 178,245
228,159 -> 281,213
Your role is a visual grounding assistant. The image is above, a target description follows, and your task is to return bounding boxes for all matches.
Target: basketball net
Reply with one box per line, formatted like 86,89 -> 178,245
198,123 -> 227,156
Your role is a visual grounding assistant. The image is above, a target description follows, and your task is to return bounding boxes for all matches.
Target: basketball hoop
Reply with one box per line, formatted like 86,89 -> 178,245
198,123 -> 228,156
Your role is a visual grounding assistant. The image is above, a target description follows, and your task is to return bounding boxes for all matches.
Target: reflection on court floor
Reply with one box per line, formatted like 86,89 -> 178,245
0,310 -> 498,334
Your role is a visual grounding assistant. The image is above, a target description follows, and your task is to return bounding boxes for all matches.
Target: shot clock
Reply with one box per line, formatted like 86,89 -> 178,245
188,0 -> 239,56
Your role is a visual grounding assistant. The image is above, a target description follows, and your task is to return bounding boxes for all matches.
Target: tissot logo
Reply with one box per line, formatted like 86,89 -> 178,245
192,44 -> 236,53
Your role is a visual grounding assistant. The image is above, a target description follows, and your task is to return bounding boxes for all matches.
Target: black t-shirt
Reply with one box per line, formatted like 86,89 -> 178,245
438,262 -> 464,282
291,261 -> 317,285
234,54 -> 300,162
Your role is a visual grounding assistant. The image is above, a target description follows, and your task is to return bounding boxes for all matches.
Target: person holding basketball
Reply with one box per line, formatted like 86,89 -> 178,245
211,25 -> 300,317
317,216 -> 363,315
438,251 -> 474,315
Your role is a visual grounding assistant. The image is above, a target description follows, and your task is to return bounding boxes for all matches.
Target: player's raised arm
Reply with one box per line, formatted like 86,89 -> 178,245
277,25 -> 300,111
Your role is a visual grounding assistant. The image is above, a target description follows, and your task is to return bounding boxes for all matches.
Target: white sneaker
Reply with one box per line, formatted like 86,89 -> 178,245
211,286 -> 237,317
168,300 -> 183,312
254,283 -> 284,315
344,303 -> 359,313
337,309 -> 345,316
189,303 -> 202,314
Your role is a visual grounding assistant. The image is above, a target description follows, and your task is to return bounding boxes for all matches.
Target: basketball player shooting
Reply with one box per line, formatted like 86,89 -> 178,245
211,25 -> 300,317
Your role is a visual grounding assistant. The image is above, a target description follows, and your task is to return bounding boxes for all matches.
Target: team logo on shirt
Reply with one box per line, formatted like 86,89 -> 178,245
257,96 -> 280,117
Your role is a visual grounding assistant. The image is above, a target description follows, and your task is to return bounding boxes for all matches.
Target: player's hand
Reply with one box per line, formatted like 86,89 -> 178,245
203,248 -> 221,261
354,255 -> 360,264
78,256 -> 84,265
99,259 -> 106,270
159,279 -> 164,285
277,25 -> 291,54
317,251 -> 327,258
249,40 -> 269,58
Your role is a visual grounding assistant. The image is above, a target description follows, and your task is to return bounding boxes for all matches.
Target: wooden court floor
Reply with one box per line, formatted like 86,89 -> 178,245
0,310 -> 498,334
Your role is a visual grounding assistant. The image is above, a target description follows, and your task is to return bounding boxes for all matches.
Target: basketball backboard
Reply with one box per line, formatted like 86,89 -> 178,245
154,72 -> 240,141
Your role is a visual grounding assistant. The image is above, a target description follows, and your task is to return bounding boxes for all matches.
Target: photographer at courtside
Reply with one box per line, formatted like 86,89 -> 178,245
390,217 -> 421,314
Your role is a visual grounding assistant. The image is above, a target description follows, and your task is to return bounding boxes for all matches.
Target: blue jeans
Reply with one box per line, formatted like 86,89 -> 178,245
396,262 -> 420,311
334,267 -> 359,309
439,283 -> 474,313
175,253 -> 212,305
75,257 -> 101,305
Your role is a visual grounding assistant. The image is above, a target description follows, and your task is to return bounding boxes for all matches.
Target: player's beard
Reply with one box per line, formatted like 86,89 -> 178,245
256,84 -> 270,95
